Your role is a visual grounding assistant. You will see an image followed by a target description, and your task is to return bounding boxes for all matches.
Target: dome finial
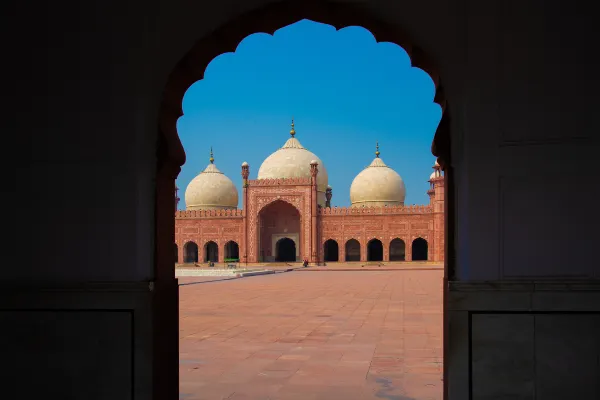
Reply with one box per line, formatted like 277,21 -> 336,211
290,117 -> 296,137
375,142 -> 380,158
209,146 -> 214,164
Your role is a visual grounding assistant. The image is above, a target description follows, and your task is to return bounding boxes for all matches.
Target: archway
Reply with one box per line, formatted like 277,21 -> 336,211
345,239 -> 361,262
259,200 -> 301,262
158,3 -> 451,399
174,243 -> 179,263
412,237 -> 428,261
183,242 -> 198,263
204,241 -> 218,263
276,238 -> 296,262
224,241 -> 239,261
367,239 -> 383,262
389,238 -> 406,261
323,239 -> 339,262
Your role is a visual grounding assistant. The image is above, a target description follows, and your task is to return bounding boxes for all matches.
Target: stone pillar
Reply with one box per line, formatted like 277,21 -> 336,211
339,241 -> 346,263
406,240 -> 413,262
383,241 -> 390,262
360,240 -> 367,263
177,242 -> 184,264
241,162 -> 249,265
310,161 -> 319,264
432,162 -> 445,262
218,242 -> 224,264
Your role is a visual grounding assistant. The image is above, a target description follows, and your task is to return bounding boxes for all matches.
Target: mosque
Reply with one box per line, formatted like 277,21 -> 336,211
175,121 -> 444,265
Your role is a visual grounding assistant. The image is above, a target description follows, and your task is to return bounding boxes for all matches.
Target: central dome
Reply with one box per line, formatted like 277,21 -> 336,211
350,143 -> 406,207
257,121 -> 329,206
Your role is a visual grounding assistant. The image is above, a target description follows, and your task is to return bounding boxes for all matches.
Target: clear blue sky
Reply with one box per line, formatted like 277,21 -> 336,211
176,19 -> 441,208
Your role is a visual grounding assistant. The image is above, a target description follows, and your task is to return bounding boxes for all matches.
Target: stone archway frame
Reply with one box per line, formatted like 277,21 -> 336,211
272,234 -> 300,260
156,0 -> 451,276
154,3 -> 451,397
252,192 -> 309,263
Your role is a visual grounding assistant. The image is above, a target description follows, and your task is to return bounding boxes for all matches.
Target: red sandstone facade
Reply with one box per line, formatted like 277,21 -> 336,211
175,163 -> 444,264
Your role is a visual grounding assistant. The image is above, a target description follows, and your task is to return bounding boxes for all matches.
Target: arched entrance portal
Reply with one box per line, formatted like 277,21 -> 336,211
259,200 -> 301,262
276,238 -> 296,262
345,239 -> 361,262
389,238 -> 406,261
412,238 -> 428,261
224,241 -> 239,261
367,239 -> 383,262
184,242 -> 198,263
324,239 -> 339,262
204,241 -> 218,263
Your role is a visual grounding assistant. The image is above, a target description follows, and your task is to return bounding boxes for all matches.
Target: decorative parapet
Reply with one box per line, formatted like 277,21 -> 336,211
248,177 -> 312,186
318,204 -> 433,215
175,209 -> 244,218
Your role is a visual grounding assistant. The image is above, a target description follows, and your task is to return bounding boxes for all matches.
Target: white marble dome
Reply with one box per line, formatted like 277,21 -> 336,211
185,152 -> 238,210
350,146 -> 406,208
257,122 -> 329,206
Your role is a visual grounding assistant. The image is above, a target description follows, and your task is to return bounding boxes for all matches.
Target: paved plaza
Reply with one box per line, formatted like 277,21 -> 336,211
179,267 -> 443,400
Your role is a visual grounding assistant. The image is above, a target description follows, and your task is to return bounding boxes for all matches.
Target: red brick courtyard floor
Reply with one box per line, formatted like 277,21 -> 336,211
179,268 -> 443,400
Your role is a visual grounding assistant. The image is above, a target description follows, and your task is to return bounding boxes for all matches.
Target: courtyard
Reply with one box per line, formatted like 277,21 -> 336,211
179,266 -> 443,399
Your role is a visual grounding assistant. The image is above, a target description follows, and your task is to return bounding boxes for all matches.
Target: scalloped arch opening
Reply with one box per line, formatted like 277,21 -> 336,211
159,0 -> 448,172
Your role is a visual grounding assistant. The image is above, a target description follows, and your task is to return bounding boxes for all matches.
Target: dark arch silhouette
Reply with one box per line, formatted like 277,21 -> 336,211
389,238 -> 406,261
174,243 -> 179,263
412,237 -> 428,261
276,238 -> 296,262
323,239 -> 339,262
224,241 -> 239,260
345,239 -> 361,262
183,242 -> 198,263
204,241 -> 218,263
367,239 -> 383,262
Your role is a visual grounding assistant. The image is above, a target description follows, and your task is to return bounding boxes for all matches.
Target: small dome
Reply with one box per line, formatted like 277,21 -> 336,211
185,150 -> 238,210
257,120 -> 329,206
241,161 -> 249,167
350,144 -> 405,208
430,171 -> 436,180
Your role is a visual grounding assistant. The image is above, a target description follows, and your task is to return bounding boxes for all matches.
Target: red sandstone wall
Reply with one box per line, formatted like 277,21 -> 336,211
175,211 -> 243,263
318,209 -> 435,262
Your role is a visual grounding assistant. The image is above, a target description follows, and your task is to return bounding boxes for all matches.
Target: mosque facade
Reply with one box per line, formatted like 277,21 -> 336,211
175,122 -> 444,265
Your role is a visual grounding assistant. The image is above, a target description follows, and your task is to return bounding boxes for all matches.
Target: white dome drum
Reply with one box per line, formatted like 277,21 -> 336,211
257,121 -> 329,206
184,149 -> 239,210
349,143 -> 406,208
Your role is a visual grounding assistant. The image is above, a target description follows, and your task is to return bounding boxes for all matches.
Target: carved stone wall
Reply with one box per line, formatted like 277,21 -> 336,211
175,216 -> 243,263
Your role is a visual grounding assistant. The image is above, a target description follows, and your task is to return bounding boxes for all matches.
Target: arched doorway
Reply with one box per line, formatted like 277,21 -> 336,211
224,241 -> 239,261
345,239 -> 361,262
412,237 -> 428,261
324,239 -> 339,262
174,243 -> 179,263
259,200 -> 301,262
276,238 -> 296,262
204,241 -> 218,263
367,239 -> 383,262
183,242 -> 198,263
389,238 -> 406,261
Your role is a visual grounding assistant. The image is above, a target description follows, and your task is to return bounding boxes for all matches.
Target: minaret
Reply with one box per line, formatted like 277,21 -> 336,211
241,161 -> 250,265
310,159 -> 319,264
325,186 -> 332,208
430,159 -> 444,262
175,185 -> 180,212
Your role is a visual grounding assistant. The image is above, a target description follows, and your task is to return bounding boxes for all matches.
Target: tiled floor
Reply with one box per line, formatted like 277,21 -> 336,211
179,268 -> 443,400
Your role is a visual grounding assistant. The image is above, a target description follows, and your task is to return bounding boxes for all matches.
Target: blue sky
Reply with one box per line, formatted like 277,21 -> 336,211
176,19 -> 441,208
